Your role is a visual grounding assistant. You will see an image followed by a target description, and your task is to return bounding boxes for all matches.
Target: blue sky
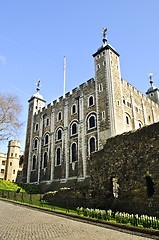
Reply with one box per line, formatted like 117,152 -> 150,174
0,0 -> 159,153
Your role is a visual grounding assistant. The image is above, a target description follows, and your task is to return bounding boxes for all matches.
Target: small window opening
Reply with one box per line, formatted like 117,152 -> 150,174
89,116 -> 95,128
45,135 -> 49,145
90,137 -> 95,153
35,123 -> 39,131
43,152 -> 47,168
56,148 -> 61,165
89,96 -> 94,106
57,129 -> 62,140
72,123 -> 77,135
32,155 -> 36,170
72,104 -> 76,114
46,118 -> 49,126
146,176 -> 154,197
126,116 -> 129,125
58,112 -> 62,121
72,143 -> 77,162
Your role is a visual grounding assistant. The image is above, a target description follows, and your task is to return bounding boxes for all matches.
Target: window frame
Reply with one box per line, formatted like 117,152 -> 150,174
71,122 -> 77,136
88,95 -> 94,107
71,104 -> 77,115
57,111 -> 62,121
88,115 -> 96,130
43,152 -> 47,168
89,136 -> 96,155
56,147 -> 61,166
70,142 -> 77,163
32,155 -> 36,171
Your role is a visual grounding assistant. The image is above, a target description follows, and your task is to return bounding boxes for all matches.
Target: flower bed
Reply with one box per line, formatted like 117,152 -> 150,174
76,207 -> 159,230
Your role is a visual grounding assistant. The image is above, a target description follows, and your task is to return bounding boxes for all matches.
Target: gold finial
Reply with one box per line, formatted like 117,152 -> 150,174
102,28 -> 107,44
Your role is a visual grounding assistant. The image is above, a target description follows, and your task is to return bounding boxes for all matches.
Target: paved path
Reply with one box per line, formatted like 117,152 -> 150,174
0,200 -> 153,240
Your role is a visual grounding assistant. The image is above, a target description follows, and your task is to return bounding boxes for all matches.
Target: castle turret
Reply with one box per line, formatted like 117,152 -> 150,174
146,72 -> 159,105
23,80 -> 46,183
92,28 -> 124,149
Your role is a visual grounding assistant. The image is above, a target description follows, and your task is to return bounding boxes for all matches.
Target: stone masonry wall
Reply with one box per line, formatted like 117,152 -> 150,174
88,122 -> 159,213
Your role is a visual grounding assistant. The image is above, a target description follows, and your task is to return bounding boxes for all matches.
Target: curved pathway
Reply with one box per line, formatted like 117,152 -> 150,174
0,200 -> 152,240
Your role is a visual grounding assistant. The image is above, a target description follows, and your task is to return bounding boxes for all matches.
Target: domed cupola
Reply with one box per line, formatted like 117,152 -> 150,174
146,72 -> 159,105
28,79 -> 46,114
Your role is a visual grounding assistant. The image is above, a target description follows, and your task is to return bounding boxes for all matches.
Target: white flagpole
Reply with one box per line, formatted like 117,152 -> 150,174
63,56 -> 66,98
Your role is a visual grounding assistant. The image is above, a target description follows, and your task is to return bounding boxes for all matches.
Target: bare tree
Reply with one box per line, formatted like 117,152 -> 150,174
0,93 -> 22,141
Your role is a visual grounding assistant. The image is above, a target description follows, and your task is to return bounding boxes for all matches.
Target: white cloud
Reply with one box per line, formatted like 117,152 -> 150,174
0,56 -> 6,64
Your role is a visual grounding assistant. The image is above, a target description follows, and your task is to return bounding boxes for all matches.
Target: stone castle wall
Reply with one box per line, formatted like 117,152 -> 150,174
89,122 -> 159,212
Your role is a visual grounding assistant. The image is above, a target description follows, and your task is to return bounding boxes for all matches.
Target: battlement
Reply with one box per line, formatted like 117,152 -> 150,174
8,140 -> 21,148
121,78 -> 159,108
34,78 -> 95,116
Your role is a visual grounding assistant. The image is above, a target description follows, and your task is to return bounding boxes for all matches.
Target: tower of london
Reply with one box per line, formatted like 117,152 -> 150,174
23,31 -> 159,187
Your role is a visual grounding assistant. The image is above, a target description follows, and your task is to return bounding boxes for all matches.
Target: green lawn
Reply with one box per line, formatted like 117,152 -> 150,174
0,179 -> 26,192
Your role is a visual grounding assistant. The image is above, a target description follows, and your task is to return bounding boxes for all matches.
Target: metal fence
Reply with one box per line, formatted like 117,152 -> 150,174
1,189 -> 159,217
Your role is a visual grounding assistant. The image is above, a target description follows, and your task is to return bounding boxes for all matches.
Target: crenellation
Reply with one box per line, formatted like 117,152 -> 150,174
72,87 -> 78,94
79,82 -> 86,90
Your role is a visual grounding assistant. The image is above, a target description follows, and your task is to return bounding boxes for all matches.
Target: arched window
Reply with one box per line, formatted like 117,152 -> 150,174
72,123 -> 77,135
57,129 -> 62,140
89,116 -> 95,129
90,137 -> 95,153
72,143 -> 77,162
139,123 -> 142,128
45,134 -> 49,145
89,96 -> 94,107
35,123 -> 38,131
58,111 -> 62,121
32,155 -> 36,170
72,104 -> 76,114
56,148 -> 61,166
43,152 -> 47,168
126,116 -> 129,125
46,118 -> 49,126
34,139 -> 38,149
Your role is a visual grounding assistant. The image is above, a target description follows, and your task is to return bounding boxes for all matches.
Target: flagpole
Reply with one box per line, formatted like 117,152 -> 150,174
63,56 -> 66,98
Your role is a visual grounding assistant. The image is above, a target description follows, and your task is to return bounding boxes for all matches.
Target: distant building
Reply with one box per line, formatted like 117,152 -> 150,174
0,140 -> 24,182
0,153 -> 7,180
23,31 -> 159,187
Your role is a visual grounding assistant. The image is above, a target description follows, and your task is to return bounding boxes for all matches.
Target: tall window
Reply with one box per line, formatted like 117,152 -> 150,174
72,123 -> 77,135
58,112 -> 62,121
99,83 -> 103,92
89,96 -> 94,106
35,123 -> 38,131
126,116 -> 129,125
46,118 -> 49,126
72,104 -> 76,114
56,148 -> 61,165
34,139 -> 38,149
32,155 -> 36,170
72,143 -> 77,162
43,152 -> 47,168
45,134 -> 49,145
57,129 -> 62,140
89,116 -> 95,129
90,137 -> 95,153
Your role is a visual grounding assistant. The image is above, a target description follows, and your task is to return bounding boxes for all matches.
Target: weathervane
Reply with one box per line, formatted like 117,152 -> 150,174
148,71 -> 153,86
36,79 -> 41,92
102,28 -> 107,45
